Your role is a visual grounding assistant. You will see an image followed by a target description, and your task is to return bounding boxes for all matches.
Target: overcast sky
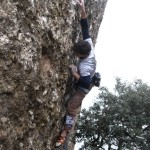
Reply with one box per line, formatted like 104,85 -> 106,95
75,0 -> 150,149
96,0 -> 150,90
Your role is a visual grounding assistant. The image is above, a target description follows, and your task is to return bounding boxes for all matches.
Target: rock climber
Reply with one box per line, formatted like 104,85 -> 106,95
55,0 -> 100,147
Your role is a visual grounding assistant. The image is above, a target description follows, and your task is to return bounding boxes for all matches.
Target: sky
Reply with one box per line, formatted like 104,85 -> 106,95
96,0 -> 150,90
76,0 -> 150,149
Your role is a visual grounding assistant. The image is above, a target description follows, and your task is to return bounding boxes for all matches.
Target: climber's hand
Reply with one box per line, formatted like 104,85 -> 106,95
77,0 -> 85,11
69,64 -> 80,80
77,0 -> 86,18
69,64 -> 77,74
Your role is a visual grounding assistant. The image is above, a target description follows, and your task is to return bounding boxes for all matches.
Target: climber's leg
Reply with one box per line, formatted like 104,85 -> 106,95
64,89 -> 86,131
55,89 -> 86,147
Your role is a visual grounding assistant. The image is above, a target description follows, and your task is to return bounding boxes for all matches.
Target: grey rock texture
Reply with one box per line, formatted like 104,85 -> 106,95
0,0 -> 107,149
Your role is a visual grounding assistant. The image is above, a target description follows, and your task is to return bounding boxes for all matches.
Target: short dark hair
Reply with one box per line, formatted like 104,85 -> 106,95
72,40 -> 91,55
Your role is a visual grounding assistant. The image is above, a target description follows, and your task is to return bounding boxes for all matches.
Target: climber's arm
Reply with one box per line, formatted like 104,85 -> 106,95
69,64 -> 80,80
80,18 -> 90,40
78,0 -> 86,19
77,0 -> 90,40
69,64 -> 91,89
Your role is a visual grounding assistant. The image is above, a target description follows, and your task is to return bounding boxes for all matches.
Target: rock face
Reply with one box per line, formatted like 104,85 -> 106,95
0,0 -> 107,149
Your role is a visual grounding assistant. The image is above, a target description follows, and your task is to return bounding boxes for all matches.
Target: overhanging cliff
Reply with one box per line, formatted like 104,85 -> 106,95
0,0 -> 107,149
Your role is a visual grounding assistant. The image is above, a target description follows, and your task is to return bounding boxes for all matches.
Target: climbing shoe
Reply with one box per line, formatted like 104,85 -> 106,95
55,136 -> 66,148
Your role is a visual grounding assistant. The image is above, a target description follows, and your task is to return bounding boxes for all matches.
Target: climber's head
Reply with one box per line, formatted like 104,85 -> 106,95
72,40 -> 91,58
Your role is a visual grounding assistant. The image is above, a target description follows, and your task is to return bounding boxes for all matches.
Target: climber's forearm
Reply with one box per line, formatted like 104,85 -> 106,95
69,64 -> 80,80
81,8 -> 87,19
72,72 -> 80,80
78,0 -> 90,39
78,0 -> 87,19
80,18 -> 90,40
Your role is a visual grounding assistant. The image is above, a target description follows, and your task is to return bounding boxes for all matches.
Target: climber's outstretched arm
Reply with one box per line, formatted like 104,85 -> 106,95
77,0 -> 90,40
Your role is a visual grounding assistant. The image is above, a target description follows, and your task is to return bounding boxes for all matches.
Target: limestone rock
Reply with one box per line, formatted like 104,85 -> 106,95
0,0 -> 107,149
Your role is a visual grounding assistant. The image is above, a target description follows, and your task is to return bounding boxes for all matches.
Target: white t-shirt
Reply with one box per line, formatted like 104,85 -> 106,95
77,38 -> 96,79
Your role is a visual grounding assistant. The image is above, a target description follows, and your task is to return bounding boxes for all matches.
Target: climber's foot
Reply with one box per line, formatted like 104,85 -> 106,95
55,136 -> 66,148
55,130 -> 67,148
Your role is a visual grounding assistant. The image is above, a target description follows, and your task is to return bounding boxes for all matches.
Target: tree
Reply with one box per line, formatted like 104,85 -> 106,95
76,78 -> 150,150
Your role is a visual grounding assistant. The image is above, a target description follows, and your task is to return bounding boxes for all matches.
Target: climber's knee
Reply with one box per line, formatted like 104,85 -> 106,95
65,115 -> 75,129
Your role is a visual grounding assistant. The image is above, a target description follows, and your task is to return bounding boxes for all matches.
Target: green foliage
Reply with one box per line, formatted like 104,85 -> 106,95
76,78 -> 150,150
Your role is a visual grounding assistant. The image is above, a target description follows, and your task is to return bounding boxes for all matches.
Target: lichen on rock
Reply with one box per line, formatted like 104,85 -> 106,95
0,0 -> 107,149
